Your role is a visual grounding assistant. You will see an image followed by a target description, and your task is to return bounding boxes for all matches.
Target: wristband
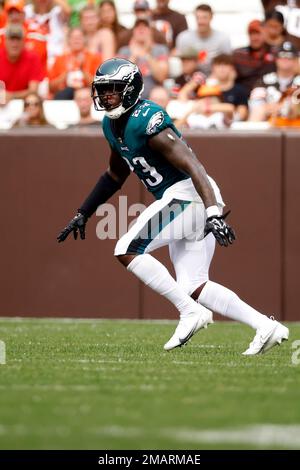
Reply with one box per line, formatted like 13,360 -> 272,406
206,205 -> 221,218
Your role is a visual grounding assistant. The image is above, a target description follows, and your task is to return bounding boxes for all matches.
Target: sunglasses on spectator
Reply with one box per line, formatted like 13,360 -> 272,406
7,35 -> 23,40
277,53 -> 297,59
24,101 -> 41,107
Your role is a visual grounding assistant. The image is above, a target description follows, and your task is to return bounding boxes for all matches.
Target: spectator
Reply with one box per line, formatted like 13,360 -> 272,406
0,23 -> 44,104
48,27 -> 101,99
270,83 -> 300,126
0,1 -> 6,29
176,54 -> 248,129
80,5 -> 115,61
249,41 -> 300,120
262,0 -> 280,12
14,91 -> 50,126
265,1 -> 300,49
24,0 -> 71,66
118,18 -> 169,99
118,0 -> 167,50
131,0 -> 152,21
148,85 -> 170,108
2,0 -> 25,25
73,86 -> 98,126
0,0 -> 49,73
262,0 -> 300,13
68,0 -> 86,28
98,0 -> 128,50
263,9 -> 286,53
0,0 -> 25,49
152,0 -> 188,49
68,0 -> 101,27
174,48 -> 206,100
176,4 -> 231,76
233,20 -> 276,96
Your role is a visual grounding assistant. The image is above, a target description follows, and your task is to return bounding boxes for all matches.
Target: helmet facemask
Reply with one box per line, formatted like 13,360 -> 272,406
92,81 -> 127,113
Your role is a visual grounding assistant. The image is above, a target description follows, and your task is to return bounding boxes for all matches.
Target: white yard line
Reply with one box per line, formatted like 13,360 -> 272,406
86,424 -> 300,448
165,425 -> 300,448
0,422 -> 299,448
0,383 -> 167,392
0,318 -> 298,329
0,317 -> 178,324
0,384 -> 101,391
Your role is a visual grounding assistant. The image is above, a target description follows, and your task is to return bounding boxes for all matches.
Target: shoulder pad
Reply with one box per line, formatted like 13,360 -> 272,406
131,101 -> 151,117
129,100 -> 172,139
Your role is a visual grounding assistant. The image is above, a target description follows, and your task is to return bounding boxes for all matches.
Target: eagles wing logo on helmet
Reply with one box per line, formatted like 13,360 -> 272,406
100,63 -> 137,83
146,111 -> 164,135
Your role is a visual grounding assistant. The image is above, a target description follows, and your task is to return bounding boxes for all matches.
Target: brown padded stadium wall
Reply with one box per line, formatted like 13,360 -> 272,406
0,129 -> 298,321
283,131 -> 300,322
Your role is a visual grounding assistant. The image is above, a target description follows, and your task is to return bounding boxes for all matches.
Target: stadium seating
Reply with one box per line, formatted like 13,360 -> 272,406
0,100 -> 103,130
0,99 -> 23,130
113,0 -> 264,48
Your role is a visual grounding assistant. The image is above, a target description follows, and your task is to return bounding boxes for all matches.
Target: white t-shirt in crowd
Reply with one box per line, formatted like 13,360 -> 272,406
24,4 -> 66,63
176,28 -> 231,75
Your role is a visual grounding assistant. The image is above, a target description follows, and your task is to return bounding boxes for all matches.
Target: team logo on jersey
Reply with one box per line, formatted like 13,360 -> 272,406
146,111 -> 164,135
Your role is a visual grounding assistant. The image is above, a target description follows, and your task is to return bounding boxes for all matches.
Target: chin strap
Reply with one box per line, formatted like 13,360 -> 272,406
105,94 -> 143,119
106,105 -> 126,119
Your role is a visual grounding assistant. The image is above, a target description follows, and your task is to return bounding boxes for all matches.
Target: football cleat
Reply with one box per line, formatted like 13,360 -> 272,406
164,308 -> 213,351
242,319 -> 289,356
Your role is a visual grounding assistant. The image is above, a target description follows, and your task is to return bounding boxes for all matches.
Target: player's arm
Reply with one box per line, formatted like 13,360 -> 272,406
77,148 -> 130,218
57,149 -> 130,243
149,128 -> 235,246
5,81 -> 40,102
149,128 -> 217,208
107,148 -> 131,185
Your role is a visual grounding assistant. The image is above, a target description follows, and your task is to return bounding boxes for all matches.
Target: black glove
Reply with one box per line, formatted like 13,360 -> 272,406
204,210 -> 236,247
57,212 -> 87,243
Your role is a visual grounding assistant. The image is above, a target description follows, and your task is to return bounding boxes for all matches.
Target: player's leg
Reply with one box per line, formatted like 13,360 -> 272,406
116,198 -> 198,318
190,275 -> 289,355
169,207 -> 288,355
164,232 -> 215,350
169,231 -> 216,297
170,199 -> 268,330
115,198 -> 212,348
192,281 -> 270,329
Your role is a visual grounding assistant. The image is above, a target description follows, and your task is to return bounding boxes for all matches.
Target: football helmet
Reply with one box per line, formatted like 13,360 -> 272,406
91,58 -> 144,119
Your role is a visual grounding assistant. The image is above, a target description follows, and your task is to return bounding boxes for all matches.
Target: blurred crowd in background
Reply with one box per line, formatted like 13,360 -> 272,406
0,0 -> 299,129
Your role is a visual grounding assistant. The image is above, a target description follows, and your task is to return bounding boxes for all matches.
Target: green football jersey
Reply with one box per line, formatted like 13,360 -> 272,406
102,100 -> 190,199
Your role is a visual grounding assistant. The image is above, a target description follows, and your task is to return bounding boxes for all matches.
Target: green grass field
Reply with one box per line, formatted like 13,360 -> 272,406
0,318 -> 299,450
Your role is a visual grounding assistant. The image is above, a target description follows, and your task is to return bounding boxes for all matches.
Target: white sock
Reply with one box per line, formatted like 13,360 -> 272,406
127,254 -> 200,318
198,281 -> 270,330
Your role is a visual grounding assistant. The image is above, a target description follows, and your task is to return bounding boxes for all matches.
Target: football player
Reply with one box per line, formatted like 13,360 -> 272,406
57,58 -> 289,355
